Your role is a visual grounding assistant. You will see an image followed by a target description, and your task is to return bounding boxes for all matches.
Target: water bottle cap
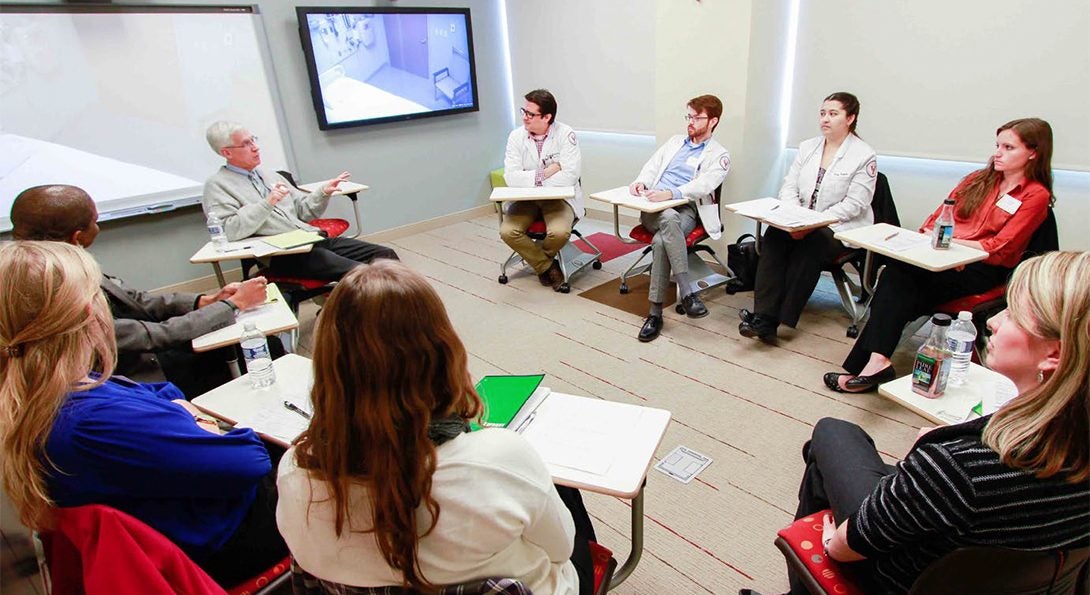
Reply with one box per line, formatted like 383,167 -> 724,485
958,311 -> 972,321
931,313 -> 952,326
242,321 -> 258,331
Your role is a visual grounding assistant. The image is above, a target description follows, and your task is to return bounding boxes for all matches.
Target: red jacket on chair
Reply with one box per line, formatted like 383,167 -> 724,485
42,504 -> 227,595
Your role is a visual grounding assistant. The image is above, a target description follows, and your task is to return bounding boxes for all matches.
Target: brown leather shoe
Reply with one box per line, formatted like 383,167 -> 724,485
537,270 -> 554,286
546,260 -> 565,289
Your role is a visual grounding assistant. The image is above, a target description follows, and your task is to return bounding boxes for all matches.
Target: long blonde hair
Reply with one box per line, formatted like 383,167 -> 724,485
982,251 -> 1090,482
293,260 -> 482,592
0,242 -> 116,529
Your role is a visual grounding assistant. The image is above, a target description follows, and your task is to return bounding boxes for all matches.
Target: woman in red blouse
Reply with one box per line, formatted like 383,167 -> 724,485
825,118 -> 1053,392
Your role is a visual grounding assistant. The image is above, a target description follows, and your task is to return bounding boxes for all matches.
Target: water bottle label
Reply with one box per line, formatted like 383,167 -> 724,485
946,338 -> 973,354
932,224 -> 953,249
912,353 -> 937,391
208,223 -> 224,235
243,344 -> 270,360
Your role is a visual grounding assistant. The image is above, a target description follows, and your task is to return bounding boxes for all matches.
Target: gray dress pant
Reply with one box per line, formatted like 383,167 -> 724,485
640,204 -> 699,303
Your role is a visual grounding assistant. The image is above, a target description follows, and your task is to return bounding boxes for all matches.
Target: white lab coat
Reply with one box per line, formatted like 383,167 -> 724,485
779,134 -> 877,233
503,121 -> 584,219
633,135 -> 731,240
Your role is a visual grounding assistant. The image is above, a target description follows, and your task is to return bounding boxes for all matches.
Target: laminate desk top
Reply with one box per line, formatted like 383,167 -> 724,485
878,362 -> 1017,425
489,186 -> 575,202
190,284 -> 298,352
834,222 -> 989,272
588,186 -> 688,213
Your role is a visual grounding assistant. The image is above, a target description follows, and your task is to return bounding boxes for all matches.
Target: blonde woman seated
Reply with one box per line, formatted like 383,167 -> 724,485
0,242 -> 287,588
276,260 -> 596,594
739,92 -> 876,339
745,251 -> 1089,595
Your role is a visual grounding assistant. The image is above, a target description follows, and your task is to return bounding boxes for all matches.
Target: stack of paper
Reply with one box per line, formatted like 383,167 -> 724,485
262,230 -> 324,250
234,396 -> 312,444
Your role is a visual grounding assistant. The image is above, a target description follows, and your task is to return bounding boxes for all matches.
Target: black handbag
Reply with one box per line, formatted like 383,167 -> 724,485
725,233 -> 759,294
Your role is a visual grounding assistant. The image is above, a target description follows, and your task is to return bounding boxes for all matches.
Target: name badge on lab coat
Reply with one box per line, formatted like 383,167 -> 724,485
996,194 -> 1021,215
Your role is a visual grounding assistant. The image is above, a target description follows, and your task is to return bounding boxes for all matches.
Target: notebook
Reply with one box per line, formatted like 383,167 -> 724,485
261,229 -> 324,250
471,374 -> 550,432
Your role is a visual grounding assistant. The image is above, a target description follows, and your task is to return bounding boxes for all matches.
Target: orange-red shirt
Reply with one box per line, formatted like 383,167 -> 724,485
920,176 -> 1049,268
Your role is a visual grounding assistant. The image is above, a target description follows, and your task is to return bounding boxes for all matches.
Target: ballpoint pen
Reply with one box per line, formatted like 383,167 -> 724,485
283,401 -> 311,419
884,232 -> 900,241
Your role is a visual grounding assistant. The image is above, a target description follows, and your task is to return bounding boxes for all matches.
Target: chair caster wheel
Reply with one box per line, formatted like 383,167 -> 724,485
498,275 -> 508,284
592,260 -> 602,270
725,286 -> 737,295
847,325 -> 859,338
619,283 -> 630,295
675,304 -> 685,314
558,283 -> 570,294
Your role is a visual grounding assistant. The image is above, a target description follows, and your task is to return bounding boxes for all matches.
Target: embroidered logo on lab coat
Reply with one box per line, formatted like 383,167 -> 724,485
719,155 -> 731,170
866,159 -> 877,178
568,131 -> 577,145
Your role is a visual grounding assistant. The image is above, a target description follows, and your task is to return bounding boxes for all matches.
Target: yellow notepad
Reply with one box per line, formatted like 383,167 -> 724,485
262,230 -> 324,250
264,283 -> 284,305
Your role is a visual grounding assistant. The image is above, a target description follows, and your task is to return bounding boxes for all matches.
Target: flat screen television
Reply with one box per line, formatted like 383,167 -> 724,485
296,6 -> 479,130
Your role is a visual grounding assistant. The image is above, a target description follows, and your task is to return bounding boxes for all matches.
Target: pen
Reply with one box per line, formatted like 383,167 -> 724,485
513,412 -> 536,433
283,401 -> 311,419
770,204 -> 780,211
884,232 -> 899,241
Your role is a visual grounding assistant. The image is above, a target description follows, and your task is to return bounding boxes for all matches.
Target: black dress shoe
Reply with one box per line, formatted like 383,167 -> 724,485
738,308 -> 755,323
638,315 -> 663,342
739,313 -> 778,339
824,366 -> 897,393
681,294 -> 709,318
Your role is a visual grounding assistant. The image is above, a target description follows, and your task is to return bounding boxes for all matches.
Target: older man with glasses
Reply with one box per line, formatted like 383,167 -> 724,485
629,94 -> 731,342
202,121 -> 397,281
500,89 -> 583,290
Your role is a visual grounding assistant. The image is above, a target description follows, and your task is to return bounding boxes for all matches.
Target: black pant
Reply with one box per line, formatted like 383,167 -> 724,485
200,444 -> 288,588
842,260 -> 1009,374
791,418 -> 895,595
269,237 -> 399,281
753,227 -> 843,327
556,485 -> 597,595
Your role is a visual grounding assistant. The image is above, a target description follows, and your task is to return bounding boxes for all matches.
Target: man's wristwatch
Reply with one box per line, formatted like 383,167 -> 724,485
223,300 -> 239,314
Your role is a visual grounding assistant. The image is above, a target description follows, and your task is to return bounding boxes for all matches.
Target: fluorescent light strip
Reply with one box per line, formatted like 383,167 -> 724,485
499,0 -> 516,129
778,0 -> 801,148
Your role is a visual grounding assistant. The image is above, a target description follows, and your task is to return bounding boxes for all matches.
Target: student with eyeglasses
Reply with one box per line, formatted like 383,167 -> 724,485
500,89 -> 584,291
629,94 -> 732,342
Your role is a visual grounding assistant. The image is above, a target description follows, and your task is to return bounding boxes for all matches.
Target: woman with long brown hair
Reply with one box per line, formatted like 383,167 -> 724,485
745,251 -> 1089,595
0,241 -> 286,588
276,259 -> 594,593
825,117 -> 1054,392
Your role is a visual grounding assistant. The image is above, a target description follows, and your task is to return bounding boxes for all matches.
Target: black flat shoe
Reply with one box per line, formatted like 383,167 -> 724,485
825,366 -> 897,393
681,294 -> 708,318
638,315 -> 663,342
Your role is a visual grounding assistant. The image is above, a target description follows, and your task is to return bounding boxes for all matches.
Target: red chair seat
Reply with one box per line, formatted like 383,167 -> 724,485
589,541 -> 617,595
627,224 -> 707,246
309,218 -> 349,238
257,270 -> 331,291
227,556 -> 291,595
776,511 -> 865,595
526,219 -> 548,236
938,285 -> 1006,314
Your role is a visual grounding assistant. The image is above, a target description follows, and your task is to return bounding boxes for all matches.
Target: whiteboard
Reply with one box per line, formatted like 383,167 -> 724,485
0,4 -> 294,232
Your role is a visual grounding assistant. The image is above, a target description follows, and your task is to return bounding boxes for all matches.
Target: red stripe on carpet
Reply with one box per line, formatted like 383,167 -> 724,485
577,232 -> 647,263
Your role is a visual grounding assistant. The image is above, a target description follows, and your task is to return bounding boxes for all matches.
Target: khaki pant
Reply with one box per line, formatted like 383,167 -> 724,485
500,200 -> 575,274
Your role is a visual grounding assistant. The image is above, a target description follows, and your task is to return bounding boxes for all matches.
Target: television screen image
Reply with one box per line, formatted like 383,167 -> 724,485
297,7 -> 479,130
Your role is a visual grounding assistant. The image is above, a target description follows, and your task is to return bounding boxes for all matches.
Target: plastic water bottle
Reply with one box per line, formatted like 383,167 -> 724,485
946,311 -> 977,386
240,322 -> 276,388
206,212 -> 229,252
931,198 -> 955,250
912,314 -> 953,399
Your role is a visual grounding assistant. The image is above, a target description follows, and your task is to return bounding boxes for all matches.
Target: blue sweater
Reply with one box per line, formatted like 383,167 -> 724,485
44,378 -> 271,560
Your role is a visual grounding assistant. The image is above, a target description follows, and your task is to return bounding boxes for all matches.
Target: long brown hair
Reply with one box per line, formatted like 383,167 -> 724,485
954,118 -> 1054,218
293,260 -> 482,591
983,251 -> 1089,483
0,242 -> 116,530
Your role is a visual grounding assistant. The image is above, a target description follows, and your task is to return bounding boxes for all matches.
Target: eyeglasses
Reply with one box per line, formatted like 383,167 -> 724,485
225,136 -> 259,149
520,108 -> 543,119
684,115 -> 709,123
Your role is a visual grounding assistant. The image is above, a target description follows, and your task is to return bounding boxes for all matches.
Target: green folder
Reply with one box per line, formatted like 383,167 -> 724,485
470,374 -> 546,431
262,229 -> 324,250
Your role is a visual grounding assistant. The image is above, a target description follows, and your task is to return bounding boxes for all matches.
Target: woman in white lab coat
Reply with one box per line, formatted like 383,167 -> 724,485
739,92 -> 877,339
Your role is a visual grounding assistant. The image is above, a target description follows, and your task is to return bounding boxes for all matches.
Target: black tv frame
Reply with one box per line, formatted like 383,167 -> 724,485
296,6 -> 480,130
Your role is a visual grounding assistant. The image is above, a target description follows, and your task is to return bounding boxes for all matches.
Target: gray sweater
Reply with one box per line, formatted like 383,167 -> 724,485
202,166 -> 330,240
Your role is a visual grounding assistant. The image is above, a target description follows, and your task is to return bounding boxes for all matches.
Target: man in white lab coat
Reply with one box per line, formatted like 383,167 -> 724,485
628,95 -> 731,342
501,89 -> 584,290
